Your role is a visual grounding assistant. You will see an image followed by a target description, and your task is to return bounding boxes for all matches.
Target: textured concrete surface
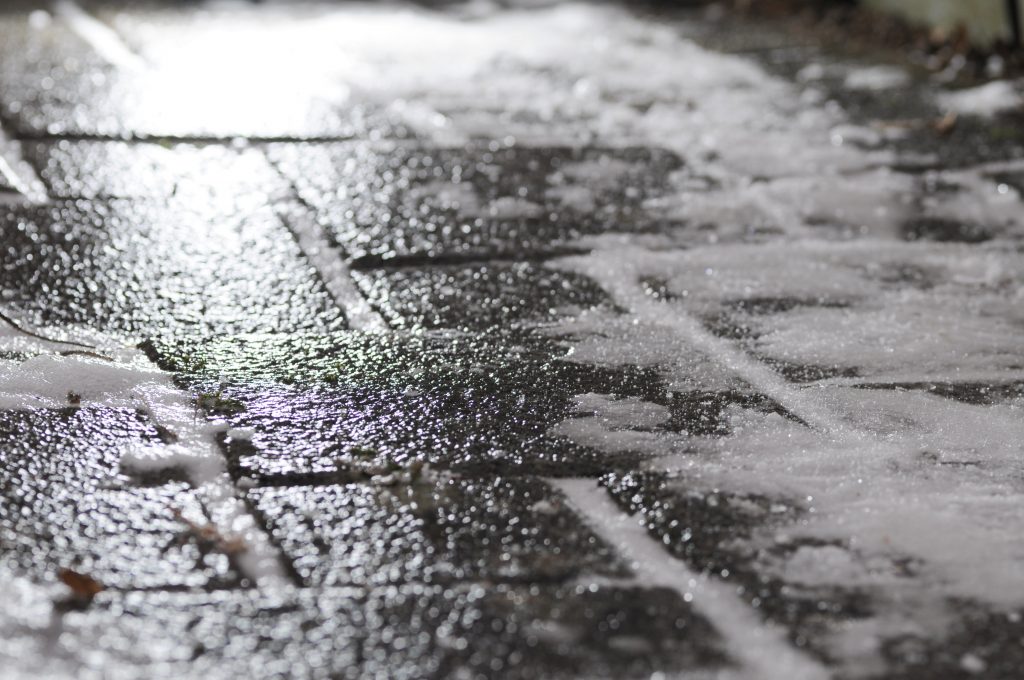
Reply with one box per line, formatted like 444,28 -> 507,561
1,1 -> 1024,679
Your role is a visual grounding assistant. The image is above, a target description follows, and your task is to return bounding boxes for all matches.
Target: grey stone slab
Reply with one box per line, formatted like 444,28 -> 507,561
848,380 -> 1024,406
601,471 -> 875,665
142,332 -> 668,479
0,10 -> 110,78
0,40 -> 408,140
22,140 -> 292,205
351,261 -> 612,331
22,583 -> 726,679
0,66 -> 126,139
0,3 -> 412,144
249,477 -> 628,587
361,583 -> 729,680
6,587 -> 364,680
0,199 -> 346,337
268,142 -> 686,266
0,407 -> 236,590
0,64 -> 412,141
0,163 -> 21,195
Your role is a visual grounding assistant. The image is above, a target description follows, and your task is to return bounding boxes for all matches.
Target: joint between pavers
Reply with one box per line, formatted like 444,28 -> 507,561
0,125 -> 48,203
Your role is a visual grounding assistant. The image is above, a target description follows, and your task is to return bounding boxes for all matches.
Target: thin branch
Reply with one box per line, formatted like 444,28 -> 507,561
0,309 -> 98,350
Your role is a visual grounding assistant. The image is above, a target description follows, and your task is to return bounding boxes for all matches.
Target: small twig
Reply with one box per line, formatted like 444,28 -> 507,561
0,309 -> 98,350
58,349 -> 114,361
171,508 -> 248,559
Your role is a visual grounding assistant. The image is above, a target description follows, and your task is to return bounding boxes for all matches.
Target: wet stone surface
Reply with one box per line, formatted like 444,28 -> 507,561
850,380 -> 1024,406
0,408 -> 236,590
0,8 -> 410,141
359,583 -> 730,680
22,140 -> 292,205
351,261 -> 612,331
143,332 -> 668,479
0,200 -> 345,337
249,477 -> 628,587
269,142 -> 686,266
601,472 -> 878,664
11,583 -> 726,680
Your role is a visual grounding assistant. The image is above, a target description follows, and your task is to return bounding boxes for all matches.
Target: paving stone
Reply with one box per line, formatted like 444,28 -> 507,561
17,583 -> 727,679
0,5 -> 404,140
361,583 -> 729,680
0,199 -> 345,337
849,380 -> 1024,406
0,21 -> 406,140
0,407 -> 236,590
667,389 -> 801,435
351,261 -> 612,331
142,332 -> 668,479
248,477 -> 628,587
22,140 -> 292,206
601,471 -> 875,664
0,9 -> 109,78
268,142 -> 685,265
4,587 -> 364,680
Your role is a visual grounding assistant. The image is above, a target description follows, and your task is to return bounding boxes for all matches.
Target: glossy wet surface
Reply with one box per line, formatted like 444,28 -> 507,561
2,1 -> 1024,679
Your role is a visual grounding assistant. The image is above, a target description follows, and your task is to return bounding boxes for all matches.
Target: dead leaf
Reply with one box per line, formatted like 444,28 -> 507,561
171,508 -> 248,557
933,111 -> 958,136
58,568 -> 103,600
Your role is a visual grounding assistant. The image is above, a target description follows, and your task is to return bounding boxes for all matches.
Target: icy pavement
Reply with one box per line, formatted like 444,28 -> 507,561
1,0 -> 1024,678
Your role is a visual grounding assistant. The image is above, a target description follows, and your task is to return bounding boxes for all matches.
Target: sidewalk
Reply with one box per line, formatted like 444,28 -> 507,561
1,1 -> 1023,678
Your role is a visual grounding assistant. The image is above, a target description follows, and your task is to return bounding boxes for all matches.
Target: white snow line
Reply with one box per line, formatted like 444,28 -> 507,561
0,157 -> 28,196
0,127 -> 48,203
608,276 -> 854,438
53,0 -> 146,72
552,478 -> 830,680
278,208 -> 389,332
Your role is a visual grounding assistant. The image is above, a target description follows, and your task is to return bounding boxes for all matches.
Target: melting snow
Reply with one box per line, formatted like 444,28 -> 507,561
937,80 -> 1024,118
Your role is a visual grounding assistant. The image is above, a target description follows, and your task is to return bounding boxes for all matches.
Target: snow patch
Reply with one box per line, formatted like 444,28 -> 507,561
937,81 -> 1023,118
0,353 -> 171,410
